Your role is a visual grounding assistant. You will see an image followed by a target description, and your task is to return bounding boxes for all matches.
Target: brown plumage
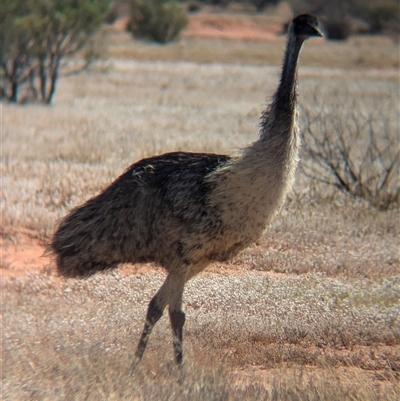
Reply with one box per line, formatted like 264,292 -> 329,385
49,14 -> 322,364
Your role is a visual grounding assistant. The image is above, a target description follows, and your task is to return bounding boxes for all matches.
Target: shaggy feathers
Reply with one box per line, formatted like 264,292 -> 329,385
49,14 -> 322,364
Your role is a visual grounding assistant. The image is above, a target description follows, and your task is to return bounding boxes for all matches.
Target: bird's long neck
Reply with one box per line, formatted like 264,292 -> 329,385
260,32 -> 304,141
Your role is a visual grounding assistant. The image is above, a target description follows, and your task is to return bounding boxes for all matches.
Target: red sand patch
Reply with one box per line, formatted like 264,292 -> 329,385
184,13 -> 284,41
1,230 -> 51,278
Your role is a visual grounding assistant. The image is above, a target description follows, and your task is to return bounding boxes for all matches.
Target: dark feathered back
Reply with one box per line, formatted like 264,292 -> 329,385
49,152 -> 230,277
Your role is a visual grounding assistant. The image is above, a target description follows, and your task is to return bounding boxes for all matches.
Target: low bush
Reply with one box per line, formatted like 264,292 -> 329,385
127,0 -> 188,44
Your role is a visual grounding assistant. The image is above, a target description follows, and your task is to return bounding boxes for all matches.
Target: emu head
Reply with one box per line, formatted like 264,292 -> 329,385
291,14 -> 323,40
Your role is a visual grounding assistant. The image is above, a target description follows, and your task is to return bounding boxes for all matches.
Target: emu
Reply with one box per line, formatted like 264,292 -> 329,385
49,15 -> 322,364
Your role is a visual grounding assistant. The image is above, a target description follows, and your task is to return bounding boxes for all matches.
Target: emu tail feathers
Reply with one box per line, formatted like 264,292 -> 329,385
48,201 -> 120,278
48,178 -> 140,278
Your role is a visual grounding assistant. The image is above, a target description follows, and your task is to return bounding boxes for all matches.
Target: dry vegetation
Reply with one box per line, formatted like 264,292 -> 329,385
3,270 -> 400,400
2,34 -> 400,400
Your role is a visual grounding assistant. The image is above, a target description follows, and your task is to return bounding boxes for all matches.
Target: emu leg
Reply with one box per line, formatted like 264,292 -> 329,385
135,272 -> 187,364
135,275 -> 172,360
169,309 -> 186,364
168,274 -> 186,364
135,296 -> 164,360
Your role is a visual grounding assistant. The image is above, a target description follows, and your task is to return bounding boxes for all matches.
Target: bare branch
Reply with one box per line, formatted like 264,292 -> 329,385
300,86 -> 399,210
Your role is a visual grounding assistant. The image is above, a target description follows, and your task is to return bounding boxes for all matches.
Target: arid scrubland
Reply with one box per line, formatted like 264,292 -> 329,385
3,270 -> 400,400
2,38 -> 400,400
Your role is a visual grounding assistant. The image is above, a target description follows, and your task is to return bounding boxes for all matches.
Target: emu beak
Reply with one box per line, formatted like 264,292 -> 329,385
309,23 -> 323,37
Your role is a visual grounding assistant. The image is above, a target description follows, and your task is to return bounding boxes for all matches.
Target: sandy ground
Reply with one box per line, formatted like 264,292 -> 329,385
1,230 -> 51,279
184,11 -> 285,41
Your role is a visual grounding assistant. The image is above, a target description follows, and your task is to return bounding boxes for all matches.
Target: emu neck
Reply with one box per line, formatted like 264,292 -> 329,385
260,34 -> 304,141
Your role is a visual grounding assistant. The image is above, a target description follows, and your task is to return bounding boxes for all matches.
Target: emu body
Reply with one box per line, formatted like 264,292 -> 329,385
49,15 -> 322,364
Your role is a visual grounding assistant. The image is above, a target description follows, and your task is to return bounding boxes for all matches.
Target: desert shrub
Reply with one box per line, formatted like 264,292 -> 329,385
321,17 -> 352,40
300,87 -> 399,210
127,0 -> 188,44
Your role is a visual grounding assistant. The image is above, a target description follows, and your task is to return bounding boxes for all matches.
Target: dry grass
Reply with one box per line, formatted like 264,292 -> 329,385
2,271 -> 399,400
2,36 -> 400,400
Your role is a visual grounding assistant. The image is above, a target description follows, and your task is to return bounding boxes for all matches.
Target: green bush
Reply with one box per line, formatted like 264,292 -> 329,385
322,17 -> 352,40
127,0 -> 188,44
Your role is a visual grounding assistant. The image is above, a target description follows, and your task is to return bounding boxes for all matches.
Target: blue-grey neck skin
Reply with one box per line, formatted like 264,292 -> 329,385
260,28 -> 305,140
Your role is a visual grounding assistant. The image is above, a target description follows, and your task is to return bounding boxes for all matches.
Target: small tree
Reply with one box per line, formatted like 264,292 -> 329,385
0,0 -> 38,102
127,0 -> 188,44
1,0 -> 111,104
